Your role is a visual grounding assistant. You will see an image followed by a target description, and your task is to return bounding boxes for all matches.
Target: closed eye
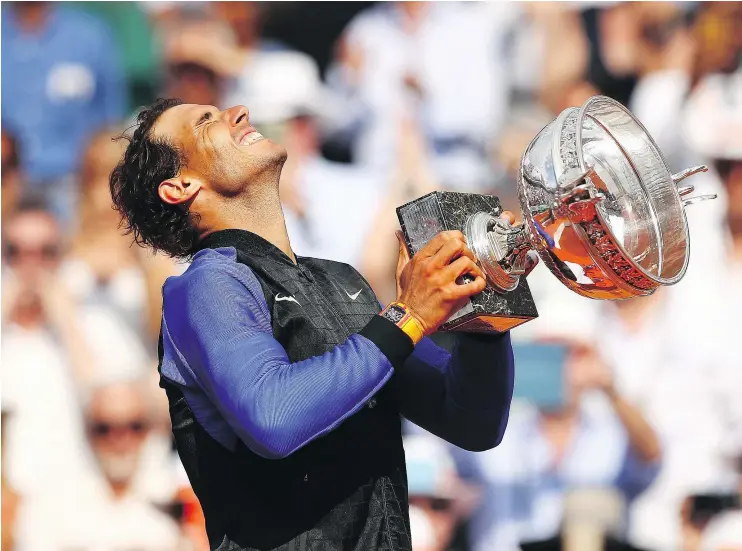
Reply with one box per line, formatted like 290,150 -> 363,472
196,112 -> 213,127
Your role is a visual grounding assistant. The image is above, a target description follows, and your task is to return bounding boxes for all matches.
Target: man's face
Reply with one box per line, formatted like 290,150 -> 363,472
87,384 -> 150,486
3,210 -> 61,282
152,103 -> 287,198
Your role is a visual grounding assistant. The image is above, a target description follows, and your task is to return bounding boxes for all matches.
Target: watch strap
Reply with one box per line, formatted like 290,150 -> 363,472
380,302 -> 425,345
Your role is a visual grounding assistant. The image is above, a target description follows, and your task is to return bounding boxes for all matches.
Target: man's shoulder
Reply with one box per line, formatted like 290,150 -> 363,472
163,247 -> 263,302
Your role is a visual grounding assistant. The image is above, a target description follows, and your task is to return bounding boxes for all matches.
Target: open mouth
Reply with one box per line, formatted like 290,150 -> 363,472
238,127 -> 265,146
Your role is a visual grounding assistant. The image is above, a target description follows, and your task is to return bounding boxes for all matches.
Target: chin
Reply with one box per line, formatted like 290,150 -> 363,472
254,138 -> 288,163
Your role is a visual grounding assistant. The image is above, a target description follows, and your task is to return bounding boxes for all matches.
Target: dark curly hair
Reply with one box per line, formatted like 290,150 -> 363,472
110,98 -> 201,258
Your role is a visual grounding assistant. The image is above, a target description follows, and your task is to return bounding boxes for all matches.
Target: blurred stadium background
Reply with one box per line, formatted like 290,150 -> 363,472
2,2 -> 742,551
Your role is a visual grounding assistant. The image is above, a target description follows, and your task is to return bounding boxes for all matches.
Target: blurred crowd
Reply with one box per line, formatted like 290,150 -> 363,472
2,2 -> 742,551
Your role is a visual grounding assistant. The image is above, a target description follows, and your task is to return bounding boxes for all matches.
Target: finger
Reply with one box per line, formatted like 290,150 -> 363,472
443,256 -> 485,282
430,236 -> 475,268
417,230 -> 466,259
448,274 -> 487,299
395,231 -> 411,274
500,211 -> 516,225
395,231 -> 411,296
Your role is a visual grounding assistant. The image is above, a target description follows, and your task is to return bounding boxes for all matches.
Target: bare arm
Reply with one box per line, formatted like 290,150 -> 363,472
571,343 -> 662,463
38,275 -> 98,388
605,386 -> 662,463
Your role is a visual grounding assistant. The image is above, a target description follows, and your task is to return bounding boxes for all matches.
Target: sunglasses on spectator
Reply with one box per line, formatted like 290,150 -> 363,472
411,496 -> 454,512
3,243 -> 60,260
89,420 -> 148,438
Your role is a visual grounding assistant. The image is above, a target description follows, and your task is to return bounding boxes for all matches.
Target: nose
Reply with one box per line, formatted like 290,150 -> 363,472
225,105 -> 249,127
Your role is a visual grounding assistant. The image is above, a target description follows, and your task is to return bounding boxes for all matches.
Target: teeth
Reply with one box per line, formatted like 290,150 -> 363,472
241,132 -> 264,146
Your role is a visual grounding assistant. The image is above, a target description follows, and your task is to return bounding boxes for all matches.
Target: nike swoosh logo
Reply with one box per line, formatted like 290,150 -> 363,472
345,289 -> 362,300
275,293 -> 300,306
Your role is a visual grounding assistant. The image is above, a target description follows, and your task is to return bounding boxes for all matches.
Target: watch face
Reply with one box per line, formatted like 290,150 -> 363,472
384,305 -> 407,324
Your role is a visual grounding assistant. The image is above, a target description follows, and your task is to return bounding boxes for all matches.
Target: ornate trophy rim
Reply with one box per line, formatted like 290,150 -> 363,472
575,95 -> 689,287
517,95 -> 712,300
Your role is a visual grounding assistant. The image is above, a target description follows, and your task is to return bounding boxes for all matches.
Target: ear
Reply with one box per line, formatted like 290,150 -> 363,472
158,175 -> 203,206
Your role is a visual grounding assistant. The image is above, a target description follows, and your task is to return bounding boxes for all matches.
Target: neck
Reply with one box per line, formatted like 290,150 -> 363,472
205,176 -> 296,263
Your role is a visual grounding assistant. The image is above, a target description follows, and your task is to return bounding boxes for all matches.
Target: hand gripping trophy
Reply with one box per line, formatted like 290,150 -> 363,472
397,96 -> 716,333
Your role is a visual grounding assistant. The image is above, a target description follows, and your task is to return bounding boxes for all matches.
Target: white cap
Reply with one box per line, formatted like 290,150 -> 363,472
236,51 -> 327,126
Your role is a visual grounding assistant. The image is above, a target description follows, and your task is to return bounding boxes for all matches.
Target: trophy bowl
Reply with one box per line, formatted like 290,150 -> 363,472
518,95 -> 715,300
397,95 -> 715,332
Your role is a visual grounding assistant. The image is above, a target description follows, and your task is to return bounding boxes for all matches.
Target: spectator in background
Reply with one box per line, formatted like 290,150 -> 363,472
159,13 -> 234,108
61,127 -> 149,339
404,434 -> 480,551
598,286 -> 740,551
72,1 -> 161,110
538,3 -> 692,115
61,127 -> 183,349
213,1 -> 285,55
242,52 -> 385,268
452,336 -> 661,551
1,130 -> 23,223
1,201 -> 95,501
158,3 -> 311,112
1,201 -> 151,501
327,1 -> 518,192
1,2 -> 127,227
214,1 -> 311,107
15,378 -> 189,551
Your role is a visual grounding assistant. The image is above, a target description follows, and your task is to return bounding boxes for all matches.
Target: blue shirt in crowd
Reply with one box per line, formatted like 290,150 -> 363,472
1,5 -> 127,185
452,399 -> 661,551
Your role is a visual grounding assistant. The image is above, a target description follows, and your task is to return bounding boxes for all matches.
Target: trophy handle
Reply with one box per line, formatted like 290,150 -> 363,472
672,165 -> 707,183
673,165 -> 716,207
682,194 -> 718,208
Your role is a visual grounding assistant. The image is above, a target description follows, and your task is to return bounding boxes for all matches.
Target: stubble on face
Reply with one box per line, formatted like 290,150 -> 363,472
152,103 -> 288,199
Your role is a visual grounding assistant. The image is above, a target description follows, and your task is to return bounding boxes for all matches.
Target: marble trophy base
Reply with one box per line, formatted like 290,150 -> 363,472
397,191 -> 539,333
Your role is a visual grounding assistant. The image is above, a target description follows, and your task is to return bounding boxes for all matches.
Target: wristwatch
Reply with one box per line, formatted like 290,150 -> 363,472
380,302 -> 425,345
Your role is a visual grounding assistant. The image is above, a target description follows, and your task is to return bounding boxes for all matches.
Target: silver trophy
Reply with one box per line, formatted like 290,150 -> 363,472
397,96 -> 716,333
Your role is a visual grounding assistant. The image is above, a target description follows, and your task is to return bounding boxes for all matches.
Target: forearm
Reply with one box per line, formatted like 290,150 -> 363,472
396,332 -> 514,451
606,388 -> 662,463
53,317 -> 97,388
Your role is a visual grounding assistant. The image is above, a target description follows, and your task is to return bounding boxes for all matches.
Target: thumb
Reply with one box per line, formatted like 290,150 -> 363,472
395,231 -> 411,291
